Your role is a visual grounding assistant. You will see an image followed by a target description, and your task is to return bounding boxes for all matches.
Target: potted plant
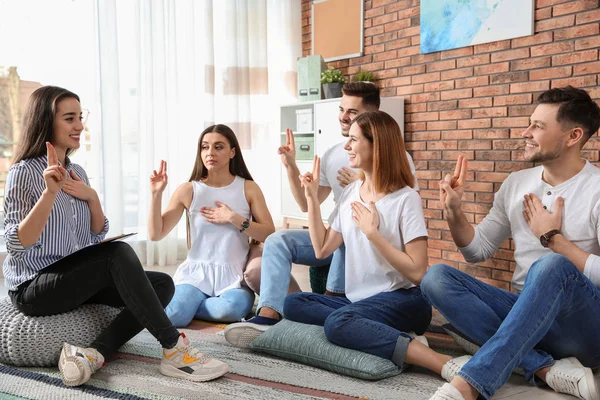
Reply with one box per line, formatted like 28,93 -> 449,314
353,70 -> 376,83
320,67 -> 345,99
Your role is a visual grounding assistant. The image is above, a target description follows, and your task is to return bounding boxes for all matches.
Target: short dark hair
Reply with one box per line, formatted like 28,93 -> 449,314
537,86 -> 600,144
342,82 -> 380,110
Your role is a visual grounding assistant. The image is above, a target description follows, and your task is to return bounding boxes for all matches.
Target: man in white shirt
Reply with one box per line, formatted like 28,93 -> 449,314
424,86 -> 600,400
224,82 -> 418,346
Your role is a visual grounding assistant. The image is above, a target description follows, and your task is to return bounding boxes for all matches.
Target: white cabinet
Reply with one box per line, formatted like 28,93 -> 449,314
279,97 -> 405,226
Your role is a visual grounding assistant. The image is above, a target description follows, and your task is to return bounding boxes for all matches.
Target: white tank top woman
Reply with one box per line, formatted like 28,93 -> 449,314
174,176 -> 251,296
149,124 -> 275,327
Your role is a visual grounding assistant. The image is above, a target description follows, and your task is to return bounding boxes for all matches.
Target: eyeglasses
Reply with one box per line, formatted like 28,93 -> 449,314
81,109 -> 90,128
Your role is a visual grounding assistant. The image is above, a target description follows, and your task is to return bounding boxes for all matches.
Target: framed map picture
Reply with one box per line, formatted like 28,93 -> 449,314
420,0 -> 535,54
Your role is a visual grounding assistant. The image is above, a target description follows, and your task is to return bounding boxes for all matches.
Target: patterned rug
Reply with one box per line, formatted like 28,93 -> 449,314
0,315 -> 465,400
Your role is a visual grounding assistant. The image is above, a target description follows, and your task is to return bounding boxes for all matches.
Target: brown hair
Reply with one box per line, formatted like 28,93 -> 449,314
13,86 -> 80,164
186,124 -> 254,248
342,82 -> 380,110
352,110 -> 414,194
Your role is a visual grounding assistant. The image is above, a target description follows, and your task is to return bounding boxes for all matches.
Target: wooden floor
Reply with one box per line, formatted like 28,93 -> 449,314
0,265 -> 583,399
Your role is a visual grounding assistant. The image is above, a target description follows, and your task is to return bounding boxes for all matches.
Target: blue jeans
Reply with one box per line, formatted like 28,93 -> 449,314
421,254 -> 600,400
283,287 -> 432,368
258,229 -> 345,316
165,284 -> 255,327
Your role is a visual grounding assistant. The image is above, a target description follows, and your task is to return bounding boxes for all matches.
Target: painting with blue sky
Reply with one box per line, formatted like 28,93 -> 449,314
420,0 -> 534,54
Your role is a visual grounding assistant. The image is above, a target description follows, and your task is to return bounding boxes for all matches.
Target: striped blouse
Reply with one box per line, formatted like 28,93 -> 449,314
2,156 -> 109,291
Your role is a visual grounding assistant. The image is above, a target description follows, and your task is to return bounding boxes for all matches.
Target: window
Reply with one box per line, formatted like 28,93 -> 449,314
0,0 -> 98,252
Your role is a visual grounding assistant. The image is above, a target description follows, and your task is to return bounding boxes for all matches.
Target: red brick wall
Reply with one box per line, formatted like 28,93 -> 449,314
301,0 -> 600,290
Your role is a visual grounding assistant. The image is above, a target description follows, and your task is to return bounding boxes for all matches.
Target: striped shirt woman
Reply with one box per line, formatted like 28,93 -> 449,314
2,156 -> 109,291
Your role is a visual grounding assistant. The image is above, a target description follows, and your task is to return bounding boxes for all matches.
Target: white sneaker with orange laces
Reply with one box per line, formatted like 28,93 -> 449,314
160,333 -> 229,382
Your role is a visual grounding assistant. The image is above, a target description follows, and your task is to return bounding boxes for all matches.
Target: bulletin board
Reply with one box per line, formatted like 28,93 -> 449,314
312,0 -> 364,62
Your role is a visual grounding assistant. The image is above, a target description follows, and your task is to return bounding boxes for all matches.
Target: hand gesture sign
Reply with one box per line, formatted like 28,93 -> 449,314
278,128 -> 296,168
150,160 -> 168,194
43,142 -> 68,195
200,201 -> 234,224
299,156 -> 320,200
62,170 -> 96,201
522,194 -> 564,238
337,167 -> 359,188
351,201 -> 379,239
439,154 -> 467,213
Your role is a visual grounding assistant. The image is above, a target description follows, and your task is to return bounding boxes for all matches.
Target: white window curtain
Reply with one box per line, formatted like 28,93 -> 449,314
94,0 -> 301,266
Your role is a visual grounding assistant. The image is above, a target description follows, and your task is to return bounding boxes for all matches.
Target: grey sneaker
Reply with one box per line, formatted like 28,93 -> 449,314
58,343 -> 103,387
441,355 -> 472,383
429,383 -> 466,400
224,316 -> 278,348
546,357 -> 599,400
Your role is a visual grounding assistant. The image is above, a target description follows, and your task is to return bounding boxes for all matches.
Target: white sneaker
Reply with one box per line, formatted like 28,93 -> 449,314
224,316 -> 277,348
546,357 -> 600,400
160,333 -> 229,382
58,343 -> 104,387
441,355 -> 472,383
429,383 -> 466,400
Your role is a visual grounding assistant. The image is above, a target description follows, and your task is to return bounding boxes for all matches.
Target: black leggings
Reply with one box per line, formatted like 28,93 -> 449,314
9,241 -> 180,358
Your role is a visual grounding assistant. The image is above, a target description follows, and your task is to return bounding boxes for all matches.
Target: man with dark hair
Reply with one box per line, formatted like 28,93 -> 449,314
224,82 -> 419,346
424,86 -> 600,400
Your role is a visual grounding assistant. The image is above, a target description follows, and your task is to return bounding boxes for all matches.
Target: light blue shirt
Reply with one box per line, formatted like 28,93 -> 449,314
2,156 -> 109,291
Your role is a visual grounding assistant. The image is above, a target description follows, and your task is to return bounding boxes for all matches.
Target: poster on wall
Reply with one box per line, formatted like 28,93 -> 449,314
420,0 -> 535,54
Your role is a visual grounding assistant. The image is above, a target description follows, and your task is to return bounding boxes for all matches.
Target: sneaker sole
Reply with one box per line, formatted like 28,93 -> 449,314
224,323 -> 270,348
58,345 -> 90,387
159,363 -> 229,382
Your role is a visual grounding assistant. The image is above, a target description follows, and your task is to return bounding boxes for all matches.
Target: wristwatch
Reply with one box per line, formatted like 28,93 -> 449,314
540,229 -> 560,248
240,219 -> 250,233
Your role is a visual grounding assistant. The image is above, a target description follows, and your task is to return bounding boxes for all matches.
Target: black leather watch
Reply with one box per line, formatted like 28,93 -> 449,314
540,229 -> 560,248
239,219 -> 250,233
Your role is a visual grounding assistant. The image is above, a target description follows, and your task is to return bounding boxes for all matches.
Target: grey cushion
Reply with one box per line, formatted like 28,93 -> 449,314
248,319 -> 401,380
0,297 -> 120,367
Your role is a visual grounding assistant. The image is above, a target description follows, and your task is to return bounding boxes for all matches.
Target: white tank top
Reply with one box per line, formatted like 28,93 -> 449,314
172,176 -> 251,296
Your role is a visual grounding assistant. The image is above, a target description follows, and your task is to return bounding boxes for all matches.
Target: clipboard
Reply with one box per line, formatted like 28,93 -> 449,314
100,232 -> 137,243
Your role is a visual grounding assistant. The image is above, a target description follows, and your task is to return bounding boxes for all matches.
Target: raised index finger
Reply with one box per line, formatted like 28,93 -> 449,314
46,142 -> 58,167
457,156 -> 468,185
313,156 -> 321,180
453,154 -> 463,179
286,129 -> 295,148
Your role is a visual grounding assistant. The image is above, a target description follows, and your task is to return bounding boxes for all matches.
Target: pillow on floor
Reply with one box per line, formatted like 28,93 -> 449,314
248,319 -> 401,380
0,297 -> 121,367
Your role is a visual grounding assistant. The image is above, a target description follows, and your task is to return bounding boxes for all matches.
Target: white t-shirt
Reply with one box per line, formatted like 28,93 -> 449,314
460,161 -> 600,292
331,180 -> 428,302
319,140 -> 419,204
